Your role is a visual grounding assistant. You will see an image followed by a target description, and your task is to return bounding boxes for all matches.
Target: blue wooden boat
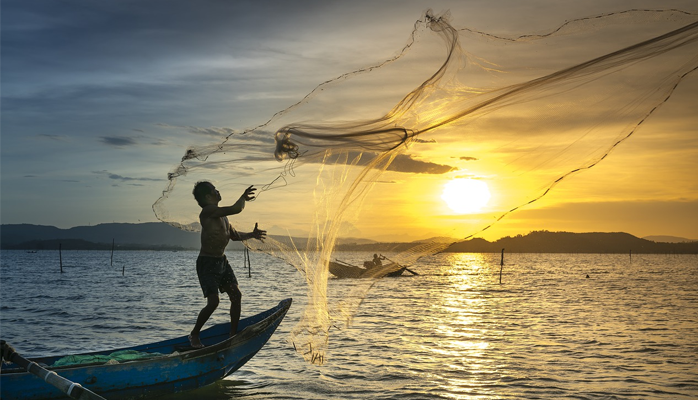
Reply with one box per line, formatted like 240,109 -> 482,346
0,298 -> 292,400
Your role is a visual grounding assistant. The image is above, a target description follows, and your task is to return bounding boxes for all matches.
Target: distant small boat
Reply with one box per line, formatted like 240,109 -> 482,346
329,260 -> 406,279
0,298 -> 291,400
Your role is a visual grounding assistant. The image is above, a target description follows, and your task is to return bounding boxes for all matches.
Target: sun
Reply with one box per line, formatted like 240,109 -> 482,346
441,179 -> 491,214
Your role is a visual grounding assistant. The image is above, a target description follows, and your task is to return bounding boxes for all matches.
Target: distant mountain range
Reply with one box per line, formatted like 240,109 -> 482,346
0,223 -> 381,251
642,235 -> 696,243
441,231 -> 698,254
1,223 -> 696,253
0,223 -> 205,251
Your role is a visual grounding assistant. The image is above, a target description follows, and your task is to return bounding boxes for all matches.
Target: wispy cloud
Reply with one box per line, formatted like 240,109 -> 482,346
93,170 -> 161,182
37,134 -> 69,141
185,126 -> 236,138
157,123 -> 236,138
150,138 -> 168,146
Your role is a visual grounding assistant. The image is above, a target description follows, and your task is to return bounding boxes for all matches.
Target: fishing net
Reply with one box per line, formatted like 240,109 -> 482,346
52,350 -> 164,367
153,9 -> 698,364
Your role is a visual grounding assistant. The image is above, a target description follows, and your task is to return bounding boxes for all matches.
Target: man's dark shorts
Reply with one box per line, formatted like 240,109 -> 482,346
196,255 -> 238,298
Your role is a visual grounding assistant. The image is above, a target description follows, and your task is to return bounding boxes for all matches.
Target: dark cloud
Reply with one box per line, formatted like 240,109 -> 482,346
99,136 -> 138,147
322,151 -> 454,174
99,134 -> 169,147
460,156 -> 478,161
389,154 -> 454,174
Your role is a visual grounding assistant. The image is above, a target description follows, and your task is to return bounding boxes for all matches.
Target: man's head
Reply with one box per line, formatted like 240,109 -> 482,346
193,181 -> 220,207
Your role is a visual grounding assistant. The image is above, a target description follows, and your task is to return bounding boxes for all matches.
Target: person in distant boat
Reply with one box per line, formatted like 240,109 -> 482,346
364,254 -> 385,269
372,253 -> 386,267
188,181 -> 266,349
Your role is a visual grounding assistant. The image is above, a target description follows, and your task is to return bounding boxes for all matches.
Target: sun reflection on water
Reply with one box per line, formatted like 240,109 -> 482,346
424,253 -> 508,399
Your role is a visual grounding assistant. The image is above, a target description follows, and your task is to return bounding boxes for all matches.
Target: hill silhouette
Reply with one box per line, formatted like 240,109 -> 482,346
0,223 -> 213,250
2,224 -> 697,253
443,231 -> 698,254
643,235 -> 695,243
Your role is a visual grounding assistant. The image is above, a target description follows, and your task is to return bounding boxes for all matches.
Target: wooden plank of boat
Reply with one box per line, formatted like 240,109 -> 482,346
359,262 -> 405,279
0,298 -> 292,400
328,261 -> 365,278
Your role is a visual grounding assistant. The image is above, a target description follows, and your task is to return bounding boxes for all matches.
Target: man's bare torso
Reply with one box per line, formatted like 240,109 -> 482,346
199,211 -> 230,257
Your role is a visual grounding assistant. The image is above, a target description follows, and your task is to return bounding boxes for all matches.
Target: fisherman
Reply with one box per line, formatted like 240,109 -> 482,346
188,182 -> 266,349
372,253 -> 386,267
364,253 -> 386,269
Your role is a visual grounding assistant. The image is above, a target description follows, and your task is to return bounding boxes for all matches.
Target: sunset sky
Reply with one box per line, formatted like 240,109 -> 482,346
2,0 -> 697,242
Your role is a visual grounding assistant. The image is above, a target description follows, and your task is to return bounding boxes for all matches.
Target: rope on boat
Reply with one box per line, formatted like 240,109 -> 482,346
67,382 -> 83,397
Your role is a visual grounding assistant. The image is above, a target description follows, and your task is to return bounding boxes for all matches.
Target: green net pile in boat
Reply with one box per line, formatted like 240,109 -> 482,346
52,350 -> 164,367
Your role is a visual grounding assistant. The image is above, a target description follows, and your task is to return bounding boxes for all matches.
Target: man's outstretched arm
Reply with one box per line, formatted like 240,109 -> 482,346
203,186 -> 257,218
230,223 -> 267,242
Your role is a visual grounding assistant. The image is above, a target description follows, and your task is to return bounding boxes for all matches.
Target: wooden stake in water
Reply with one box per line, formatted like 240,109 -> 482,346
111,238 -> 115,267
245,247 -> 251,278
499,248 -> 504,284
59,243 -> 63,273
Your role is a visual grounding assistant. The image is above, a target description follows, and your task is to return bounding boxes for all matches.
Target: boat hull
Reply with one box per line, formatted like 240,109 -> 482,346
328,262 -> 365,278
328,262 -> 405,279
0,298 -> 291,400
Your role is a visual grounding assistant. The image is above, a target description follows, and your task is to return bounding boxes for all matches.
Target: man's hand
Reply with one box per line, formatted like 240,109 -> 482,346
242,185 -> 257,201
251,222 -> 267,242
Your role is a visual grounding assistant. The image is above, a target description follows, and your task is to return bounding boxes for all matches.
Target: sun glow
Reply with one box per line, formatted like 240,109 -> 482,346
441,179 -> 491,214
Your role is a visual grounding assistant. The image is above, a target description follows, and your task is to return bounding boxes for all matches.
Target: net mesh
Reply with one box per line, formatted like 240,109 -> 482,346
153,9 -> 698,363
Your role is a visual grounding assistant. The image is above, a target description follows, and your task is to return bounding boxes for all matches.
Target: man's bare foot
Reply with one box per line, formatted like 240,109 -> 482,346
188,334 -> 204,349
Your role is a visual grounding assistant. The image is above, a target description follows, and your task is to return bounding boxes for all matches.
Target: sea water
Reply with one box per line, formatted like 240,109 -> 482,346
1,250 -> 697,399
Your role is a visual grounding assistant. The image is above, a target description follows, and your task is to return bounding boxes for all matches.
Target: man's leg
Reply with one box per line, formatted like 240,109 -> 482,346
224,284 -> 242,337
190,294 -> 220,348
